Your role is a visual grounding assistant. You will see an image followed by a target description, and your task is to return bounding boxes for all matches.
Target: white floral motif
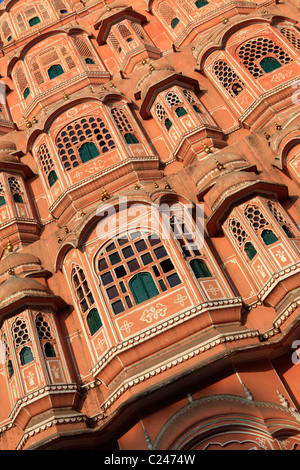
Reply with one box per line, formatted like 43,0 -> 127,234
120,320 -> 134,333
27,371 -> 35,386
275,250 -> 287,262
51,365 -> 61,379
174,294 -> 188,307
140,303 -> 168,324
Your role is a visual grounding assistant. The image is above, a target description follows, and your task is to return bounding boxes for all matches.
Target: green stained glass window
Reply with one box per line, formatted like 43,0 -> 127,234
20,346 -> 34,366
79,142 -> 100,163
190,259 -> 212,279
244,242 -> 257,260
87,308 -> 102,335
129,272 -> 159,305
29,17 -> 41,27
260,57 -> 282,74
48,64 -> 64,80
261,229 -> 278,246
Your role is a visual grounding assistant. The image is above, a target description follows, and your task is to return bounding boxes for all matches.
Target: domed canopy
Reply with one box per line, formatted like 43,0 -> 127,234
193,153 -> 256,197
0,140 -> 17,153
0,275 -> 47,305
0,252 -> 41,278
137,60 -> 200,118
95,3 -> 147,44
208,171 -> 260,210
205,171 -> 289,235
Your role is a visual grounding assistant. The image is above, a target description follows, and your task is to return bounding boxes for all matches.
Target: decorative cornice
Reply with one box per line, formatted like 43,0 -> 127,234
9,383 -> 80,423
90,296 -> 244,376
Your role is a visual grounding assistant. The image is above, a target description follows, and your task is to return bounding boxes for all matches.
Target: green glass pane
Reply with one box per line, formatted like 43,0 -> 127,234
195,0 -> 208,7
282,225 -> 295,238
129,272 -> 159,305
260,57 -> 282,74
190,259 -> 212,279
0,196 -> 6,207
85,58 -> 95,64
48,64 -> 64,79
29,17 -> 41,26
176,107 -> 187,117
13,194 -> 23,203
125,133 -> 139,144
171,17 -> 180,29
87,308 -> 102,335
79,142 -> 100,163
244,242 -> 257,260
44,343 -> 56,357
48,170 -> 58,187
20,347 -> 34,366
261,229 -> 278,246
8,360 -> 14,378
23,87 -> 30,99
165,118 -> 172,131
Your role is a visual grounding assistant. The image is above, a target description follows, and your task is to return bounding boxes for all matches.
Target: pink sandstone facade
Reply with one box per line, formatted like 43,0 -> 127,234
0,0 -> 299,451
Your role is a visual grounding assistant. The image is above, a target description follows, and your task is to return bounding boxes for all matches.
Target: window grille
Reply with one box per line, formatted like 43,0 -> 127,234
213,60 -> 245,98
238,37 -> 292,78
96,231 -> 181,315
280,27 -> 300,50
56,116 -> 116,171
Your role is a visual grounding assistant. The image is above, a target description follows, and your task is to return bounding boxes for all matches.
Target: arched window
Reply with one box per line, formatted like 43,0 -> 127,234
129,272 -> 159,305
244,204 -> 279,246
175,107 -> 187,117
190,259 -> 212,278
244,241 -> 257,260
48,64 -> 64,79
20,346 -> 34,366
29,17 -> 41,27
87,308 -> 102,335
97,230 -> 181,315
56,116 -> 116,171
23,87 -> 30,99
48,170 -> 58,187
44,342 -> 56,357
195,0 -> 208,7
212,60 -> 245,98
165,118 -> 173,130
238,37 -> 292,78
158,1 -> 180,30
267,200 -> 297,239
170,214 -> 214,283
111,108 -> 140,145
37,144 -> 58,188
79,142 -> 100,162
229,218 -> 257,261
261,229 -> 278,246
72,265 -> 95,313
8,177 -> 23,203
260,57 -> 282,73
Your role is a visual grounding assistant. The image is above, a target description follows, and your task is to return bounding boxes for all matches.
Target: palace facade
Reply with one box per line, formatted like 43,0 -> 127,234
0,0 -> 300,450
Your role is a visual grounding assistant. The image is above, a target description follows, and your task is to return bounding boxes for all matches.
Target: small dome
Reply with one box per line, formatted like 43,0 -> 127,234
0,275 -> 47,304
0,252 -> 41,278
194,153 -> 249,186
136,60 -> 175,100
95,2 -> 127,23
0,140 -> 17,153
0,140 -> 18,163
208,171 -> 259,210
